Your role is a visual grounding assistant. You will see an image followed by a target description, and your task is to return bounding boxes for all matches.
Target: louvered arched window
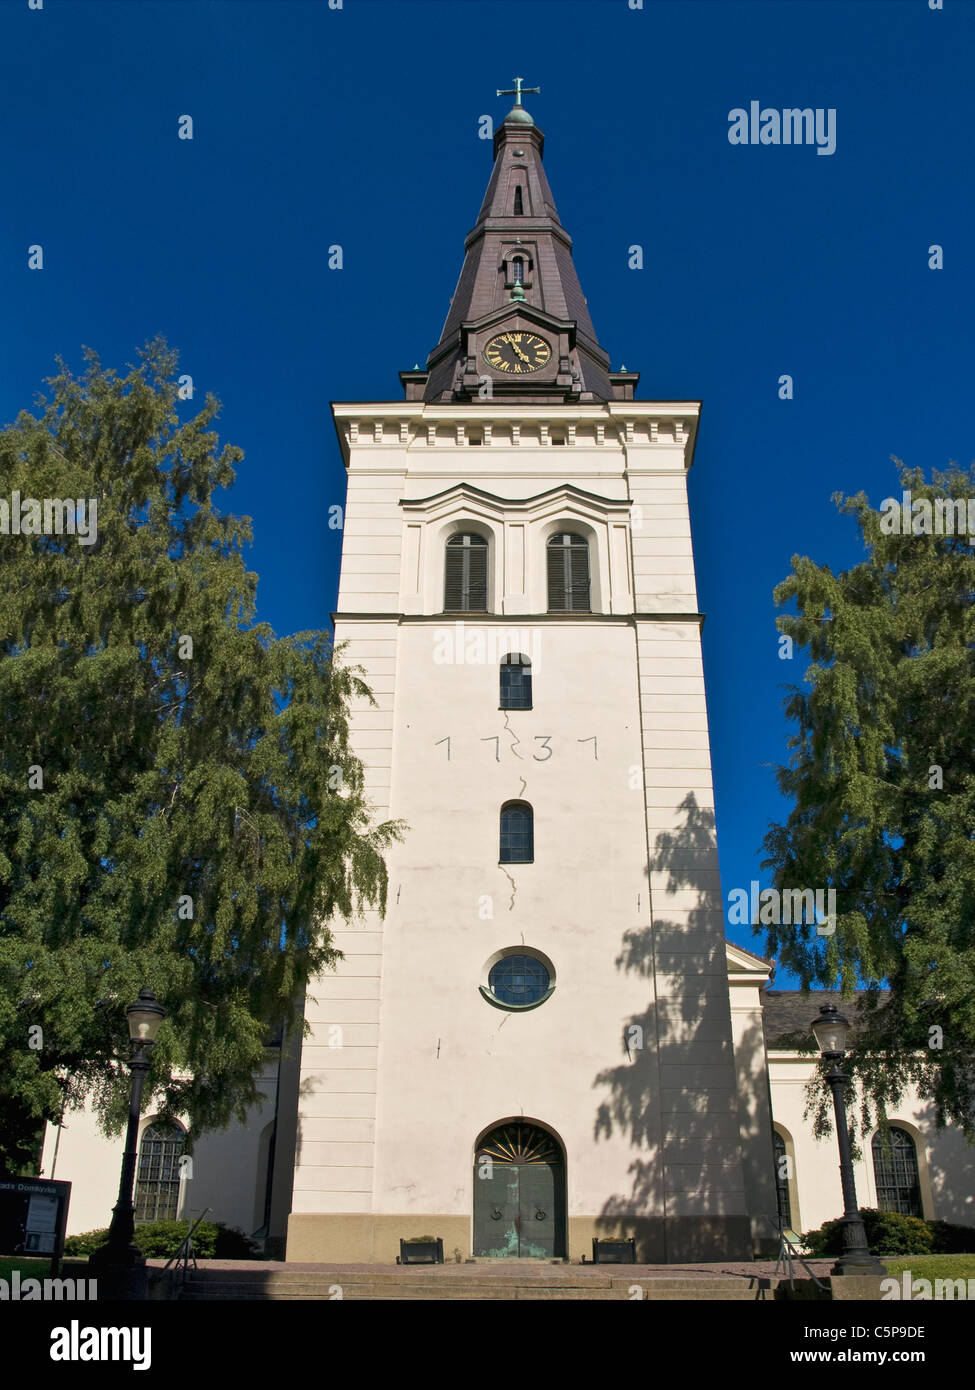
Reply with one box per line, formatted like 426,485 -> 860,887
547,533 -> 591,612
500,653 -> 532,710
444,532 -> 488,612
872,1127 -> 922,1217
134,1121 -> 185,1223
500,802 -> 533,863
513,186 -> 524,215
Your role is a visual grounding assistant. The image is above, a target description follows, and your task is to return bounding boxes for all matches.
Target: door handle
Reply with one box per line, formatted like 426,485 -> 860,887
534,1209 -> 546,1220
491,1208 -> 503,1221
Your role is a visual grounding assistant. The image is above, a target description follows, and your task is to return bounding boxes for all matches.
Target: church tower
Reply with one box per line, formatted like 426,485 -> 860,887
287,84 -> 759,1263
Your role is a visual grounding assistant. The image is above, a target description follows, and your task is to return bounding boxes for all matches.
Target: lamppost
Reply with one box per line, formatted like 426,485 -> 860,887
90,987 -> 167,1299
811,1003 -> 886,1277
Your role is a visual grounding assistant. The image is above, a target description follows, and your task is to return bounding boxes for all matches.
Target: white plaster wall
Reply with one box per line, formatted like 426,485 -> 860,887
768,1054 -> 975,1235
294,401 -> 749,1229
39,1060 -> 280,1238
369,617 -> 663,1219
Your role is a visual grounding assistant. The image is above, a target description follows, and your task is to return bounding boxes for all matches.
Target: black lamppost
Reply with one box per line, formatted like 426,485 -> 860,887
89,988 -> 166,1299
811,1004 -> 886,1277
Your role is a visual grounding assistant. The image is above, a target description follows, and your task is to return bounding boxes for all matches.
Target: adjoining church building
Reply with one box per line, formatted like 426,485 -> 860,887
39,88 -> 975,1260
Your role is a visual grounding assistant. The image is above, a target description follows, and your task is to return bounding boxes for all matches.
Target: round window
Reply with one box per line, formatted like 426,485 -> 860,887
487,953 -> 551,1008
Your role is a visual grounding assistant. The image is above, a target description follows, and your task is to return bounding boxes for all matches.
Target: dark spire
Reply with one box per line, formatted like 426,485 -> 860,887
406,83 -> 635,405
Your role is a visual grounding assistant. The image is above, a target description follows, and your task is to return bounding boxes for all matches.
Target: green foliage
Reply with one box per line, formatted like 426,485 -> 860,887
884,1255 -> 975,1278
927,1219 -> 975,1254
63,1219 -> 258,1259
803,1208 -> 935,1256
0,340 -> 403,1164
763,462 -> 975,1136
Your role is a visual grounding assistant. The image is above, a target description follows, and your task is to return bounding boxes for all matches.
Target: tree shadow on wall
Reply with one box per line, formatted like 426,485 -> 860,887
592,792 -> 752,1261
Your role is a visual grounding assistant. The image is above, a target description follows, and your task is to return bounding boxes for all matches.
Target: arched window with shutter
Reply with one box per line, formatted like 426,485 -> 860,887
511,257 -> 525,284
872,1127 -> 923,1217
444,532 -> 489,612
134,1120 -> 185,1223
500,653 -> 532,710
500,801 -> 533,863
547,533 -> 591,612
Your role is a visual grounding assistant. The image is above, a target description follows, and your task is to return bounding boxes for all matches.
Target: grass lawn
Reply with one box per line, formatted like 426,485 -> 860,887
0,1256 -> 89,1281
882,1255 -> 975,1280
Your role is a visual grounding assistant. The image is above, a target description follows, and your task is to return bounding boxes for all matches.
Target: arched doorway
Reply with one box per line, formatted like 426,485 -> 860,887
473,1121 -> 566,1258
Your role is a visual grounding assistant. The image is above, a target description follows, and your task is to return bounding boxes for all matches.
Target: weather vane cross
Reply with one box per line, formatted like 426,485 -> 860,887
497,76 -> 540,108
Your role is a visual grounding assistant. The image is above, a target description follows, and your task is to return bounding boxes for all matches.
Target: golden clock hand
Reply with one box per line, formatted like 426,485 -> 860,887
511,343 -> 531,362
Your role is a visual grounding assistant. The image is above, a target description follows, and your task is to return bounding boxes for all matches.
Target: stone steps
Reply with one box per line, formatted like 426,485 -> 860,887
179,1269 -> 785,1301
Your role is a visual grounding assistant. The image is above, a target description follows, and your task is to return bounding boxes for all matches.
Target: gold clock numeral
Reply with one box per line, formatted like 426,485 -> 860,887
483,332 -> 550,373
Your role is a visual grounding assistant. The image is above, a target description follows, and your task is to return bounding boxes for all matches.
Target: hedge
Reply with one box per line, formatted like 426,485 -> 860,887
802,1208 -> 975,1257
63,1219 -> 259,1259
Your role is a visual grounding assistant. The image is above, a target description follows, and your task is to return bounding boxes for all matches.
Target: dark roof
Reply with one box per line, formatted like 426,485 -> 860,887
762,989 -> 892,1049
419,112 -> 616,404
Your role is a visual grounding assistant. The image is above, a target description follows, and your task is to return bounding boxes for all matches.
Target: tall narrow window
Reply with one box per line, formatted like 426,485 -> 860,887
513,186 -> 524,215
500,653 -> 532,710
500,802 -> 533,863
444,532 -> 488,612
547,533 -> 591,612
773,1131 -> 793,1231
134,1121 -> 184,1223
511,257 -> 525,284
872,1128 -> 922,1217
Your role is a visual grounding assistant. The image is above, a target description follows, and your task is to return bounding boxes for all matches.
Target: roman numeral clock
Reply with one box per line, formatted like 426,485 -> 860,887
484,331 -> 552,374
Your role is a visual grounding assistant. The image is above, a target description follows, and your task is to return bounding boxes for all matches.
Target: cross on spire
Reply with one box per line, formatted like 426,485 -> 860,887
496,76 -> 540,108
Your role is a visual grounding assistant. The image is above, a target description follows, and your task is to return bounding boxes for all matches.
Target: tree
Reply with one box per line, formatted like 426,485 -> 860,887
763,462 -> 975,1139
0,339 -> 401,1171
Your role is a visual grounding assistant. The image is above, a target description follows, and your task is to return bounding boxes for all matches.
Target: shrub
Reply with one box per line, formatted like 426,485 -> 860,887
928,1219 -> 975,1254
801,1208 -> 974,1257
63,1228 -> 111,1258
63,1220 -> 259,1259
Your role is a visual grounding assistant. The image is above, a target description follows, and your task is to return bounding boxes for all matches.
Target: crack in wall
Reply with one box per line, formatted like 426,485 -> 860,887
502,710 -> 524,759
501,866 -> 517,912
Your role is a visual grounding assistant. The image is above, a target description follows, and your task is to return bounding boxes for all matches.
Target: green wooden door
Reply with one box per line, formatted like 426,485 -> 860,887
516,1160 -> 557,1258
473,1160 -> 521,1258
473,1122 -> 565,1258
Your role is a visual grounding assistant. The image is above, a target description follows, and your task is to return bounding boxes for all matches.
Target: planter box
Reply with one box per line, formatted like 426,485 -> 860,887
592,1237 -> 636,1264
398,1238 -> 444,1265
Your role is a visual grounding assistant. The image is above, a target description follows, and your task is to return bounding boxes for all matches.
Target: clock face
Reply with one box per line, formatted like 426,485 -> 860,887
483,331 -> 552,375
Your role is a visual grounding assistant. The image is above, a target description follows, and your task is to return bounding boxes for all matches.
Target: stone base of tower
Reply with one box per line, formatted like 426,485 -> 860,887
286,1213 -> 753,1265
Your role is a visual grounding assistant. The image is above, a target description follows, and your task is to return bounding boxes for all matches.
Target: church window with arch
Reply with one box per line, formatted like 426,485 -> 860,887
500,653 -> 532,710
500,801 -> 533,862
872,1127 -> 923,1218
547,532 -> 591,612
134,1120 -> 185,1223
773,1130 -> 793,1231
444,532 -> 489,612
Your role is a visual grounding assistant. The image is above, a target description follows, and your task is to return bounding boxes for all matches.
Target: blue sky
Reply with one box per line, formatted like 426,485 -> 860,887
1,0 -> 970,982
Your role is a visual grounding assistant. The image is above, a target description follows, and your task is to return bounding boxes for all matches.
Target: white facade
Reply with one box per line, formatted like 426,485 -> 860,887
286,401 -> 760,1262
39,945 -> 973,1252
38,1049 -> 298,1250
729,946 -> 975,1239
